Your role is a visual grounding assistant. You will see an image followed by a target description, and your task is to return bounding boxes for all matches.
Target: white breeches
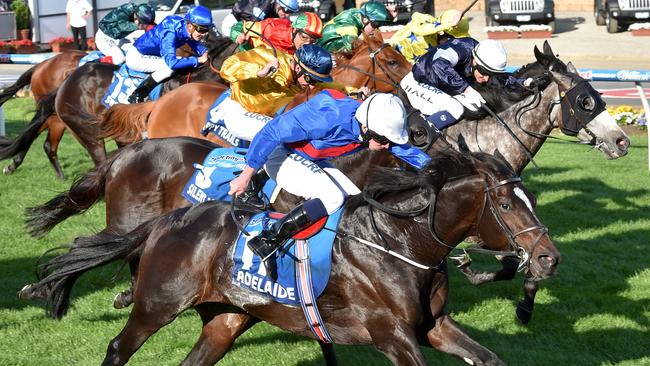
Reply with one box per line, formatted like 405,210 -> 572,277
220,14 -> 238,37
212,97 -> 272,141
399,72 -> 465,120
95,29 -> 126,65
125,47 -> 173,82
264,146 -> 361,215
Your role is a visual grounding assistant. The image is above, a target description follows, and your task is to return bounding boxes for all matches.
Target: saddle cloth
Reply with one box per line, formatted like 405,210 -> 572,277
182,147 -> 276,204
231,209 -> 343,306
101,64 -> 162,108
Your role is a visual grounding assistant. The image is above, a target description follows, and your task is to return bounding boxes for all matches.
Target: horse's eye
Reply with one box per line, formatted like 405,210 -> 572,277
500,202 -> 510,211
577,95 -> 595,111
388,59 -> 398,67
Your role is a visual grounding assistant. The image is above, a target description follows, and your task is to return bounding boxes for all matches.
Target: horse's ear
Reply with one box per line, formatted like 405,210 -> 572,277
492,149 -> 516,173
566,61 -> 578,74
549,69 -> 572,90
542,41 -> 554,57
457,135 -> 470,153
534,46 -> 545,64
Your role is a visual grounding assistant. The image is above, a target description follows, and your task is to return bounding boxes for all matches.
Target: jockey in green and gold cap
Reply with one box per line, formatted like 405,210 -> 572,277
318,1 -> 391,54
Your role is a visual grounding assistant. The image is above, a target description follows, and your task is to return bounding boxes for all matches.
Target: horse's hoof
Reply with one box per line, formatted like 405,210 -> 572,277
17,284 -> 45,300
516,301 -> 533,325
112,290 -> 133,309
3,166 -> 13,175
450,254 -> 472,269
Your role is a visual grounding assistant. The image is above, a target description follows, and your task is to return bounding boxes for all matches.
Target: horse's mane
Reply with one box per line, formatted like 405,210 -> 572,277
203,31 -> 236,58
347,149 -> 476,209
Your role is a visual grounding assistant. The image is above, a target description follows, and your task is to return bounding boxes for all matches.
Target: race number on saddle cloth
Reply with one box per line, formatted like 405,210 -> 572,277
230,208 -> 343,306
182,147 -> 276,204
102,64 -> 162,107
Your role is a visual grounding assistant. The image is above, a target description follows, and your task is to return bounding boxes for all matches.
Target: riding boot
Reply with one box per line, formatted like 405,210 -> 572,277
247,198 -> 328,280
236,170 -> 269,210
127,75 -> 158,104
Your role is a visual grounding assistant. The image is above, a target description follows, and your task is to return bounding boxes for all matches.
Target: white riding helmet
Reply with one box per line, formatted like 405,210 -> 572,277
355,93 -> 409,145
472,39 -> 507,74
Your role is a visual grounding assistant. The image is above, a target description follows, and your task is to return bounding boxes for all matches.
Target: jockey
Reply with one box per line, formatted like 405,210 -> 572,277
403,38 -> 528,130
220,0 -> 299,38
230,12 -> 323,54
390,9 -> 470,64
125,5 -> 212,104
95,3 -> 155,65
228,91 -> 430,277
318,1 -> 391,53
217,43 -> 340,141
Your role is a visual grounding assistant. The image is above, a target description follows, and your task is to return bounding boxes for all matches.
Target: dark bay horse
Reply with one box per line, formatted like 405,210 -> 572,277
100,32 -> 411,146
20,150 -> 561,365
26,42 -> 629,324
0,34 -> 237,177
0,51 -> 85,179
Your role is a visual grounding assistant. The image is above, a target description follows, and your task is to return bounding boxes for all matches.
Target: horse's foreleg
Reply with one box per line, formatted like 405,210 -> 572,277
427,315 -> 505,366
516,278 -> 539,325
43,115 -> 66,180
453,255 -> 519,286
181,313 -> 257,366
319,341 -> 338,366
113,258 -> 139,309
369,321 -> 428,366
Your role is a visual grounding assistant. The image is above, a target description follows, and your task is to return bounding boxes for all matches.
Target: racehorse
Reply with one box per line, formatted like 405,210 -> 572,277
20,150 -> 561,365
0,33 -> 237,178
0,51 -> 85,179
26,41 -> 627,323
99,32 -> 411,146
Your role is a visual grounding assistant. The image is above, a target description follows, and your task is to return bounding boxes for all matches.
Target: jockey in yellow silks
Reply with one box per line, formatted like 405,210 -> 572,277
217,44 -> 339,141
389,9 -> 470,64
230,12 -> 323,55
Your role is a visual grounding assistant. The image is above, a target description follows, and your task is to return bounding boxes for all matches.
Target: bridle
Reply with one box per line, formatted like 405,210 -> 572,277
336,42 -> 402,93
351,169 -> 545,272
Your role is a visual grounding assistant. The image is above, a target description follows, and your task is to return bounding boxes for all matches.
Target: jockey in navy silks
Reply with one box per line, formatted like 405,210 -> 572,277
95,3 -> 155,65
401,38 -> 535,130
229,91 -> 430,277
125,5 -> 213,103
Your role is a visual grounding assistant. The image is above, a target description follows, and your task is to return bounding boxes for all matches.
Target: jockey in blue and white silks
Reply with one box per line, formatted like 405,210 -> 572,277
125,5 -> 212,103
228,91 -> 430,276
402,38 -> 530,130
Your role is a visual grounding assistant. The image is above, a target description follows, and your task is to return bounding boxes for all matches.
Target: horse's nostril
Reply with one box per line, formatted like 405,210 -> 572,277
616,137 -> 630,152
537,254 -> 557,270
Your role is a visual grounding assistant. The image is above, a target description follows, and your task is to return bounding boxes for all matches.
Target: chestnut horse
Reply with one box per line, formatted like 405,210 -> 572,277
100,32 -> 411,146
20,150 -> 561,365
0,33 -> 237,178
0,51 -> 85,179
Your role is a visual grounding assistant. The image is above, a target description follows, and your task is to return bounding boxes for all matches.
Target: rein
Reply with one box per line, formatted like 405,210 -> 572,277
336,43 -> 401,92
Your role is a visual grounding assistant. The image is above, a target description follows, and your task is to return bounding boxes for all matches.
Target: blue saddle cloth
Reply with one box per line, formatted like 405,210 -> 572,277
182,147 -> 275,204
78,51 -> 103,67
231,209 -> 343,305
101,64 -> 162,108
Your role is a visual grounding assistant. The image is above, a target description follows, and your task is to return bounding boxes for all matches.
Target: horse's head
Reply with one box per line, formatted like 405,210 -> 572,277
469,152 -> 561,280
534,41 -> 630,159
332,32 -> 411,93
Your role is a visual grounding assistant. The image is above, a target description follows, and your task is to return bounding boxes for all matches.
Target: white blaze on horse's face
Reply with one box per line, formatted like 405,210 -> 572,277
513,187 -> 534,213
579,110 -> 630,159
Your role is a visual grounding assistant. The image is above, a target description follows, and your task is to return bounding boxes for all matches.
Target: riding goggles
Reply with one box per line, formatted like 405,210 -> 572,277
191,23 -> 211,34
472,63 -> 496,77
366,129 -> 391,145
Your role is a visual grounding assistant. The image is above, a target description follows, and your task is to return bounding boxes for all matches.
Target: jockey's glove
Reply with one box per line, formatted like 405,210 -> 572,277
456,86 -> 486,112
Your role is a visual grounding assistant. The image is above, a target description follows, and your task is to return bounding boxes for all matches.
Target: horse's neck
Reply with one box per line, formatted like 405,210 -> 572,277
443,83 -> 558,173
333,149 -> 398,187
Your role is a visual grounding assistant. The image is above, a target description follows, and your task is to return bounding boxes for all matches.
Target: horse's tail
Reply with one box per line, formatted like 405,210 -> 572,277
101,101 -> 155,144
0,90 -> 57,160
25,147 -> 119,238
17,220 -> 158,319
0,65 -> 36,106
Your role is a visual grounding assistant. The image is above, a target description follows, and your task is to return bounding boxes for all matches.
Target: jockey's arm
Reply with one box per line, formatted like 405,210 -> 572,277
388,144 -> 431,170
413,47 -> 469,95
161,30 -> 199,70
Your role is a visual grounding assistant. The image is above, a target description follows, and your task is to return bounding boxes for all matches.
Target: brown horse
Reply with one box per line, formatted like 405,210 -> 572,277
100,32 -> 411,145
20,150 -> 560,365
0,51 -> 85,179
0,34 -> 237,177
